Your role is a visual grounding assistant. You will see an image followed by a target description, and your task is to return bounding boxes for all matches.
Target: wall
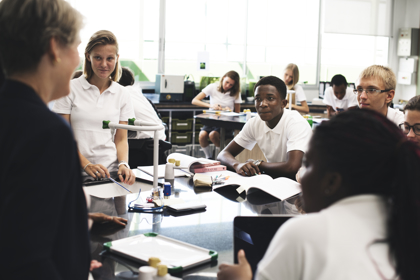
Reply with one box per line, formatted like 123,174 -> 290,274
389,0 -> 420,102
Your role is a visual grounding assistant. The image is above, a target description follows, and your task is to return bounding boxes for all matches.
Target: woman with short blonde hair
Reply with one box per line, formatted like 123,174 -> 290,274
0,0 -> 90,278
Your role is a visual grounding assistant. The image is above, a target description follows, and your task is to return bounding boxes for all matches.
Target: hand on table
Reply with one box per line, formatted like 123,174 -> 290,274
210,104 -> 223,111
84,163 -> 110,180
88,213 -> 128,227
222,106 -> 232,112
217,250 -> 252,280
118,165 -> 135,185
234,160 -> 261,176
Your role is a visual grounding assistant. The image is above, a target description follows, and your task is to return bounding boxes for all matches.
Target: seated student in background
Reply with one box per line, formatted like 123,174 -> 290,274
401,95 -> 420,146
356,65 -> 404,125
323,74 -> 358,117
118,67 -> 165,140
217,76 -> 312,180
284,63 -> 309,114
218,109 -> 420,280
192,70 -> 241,159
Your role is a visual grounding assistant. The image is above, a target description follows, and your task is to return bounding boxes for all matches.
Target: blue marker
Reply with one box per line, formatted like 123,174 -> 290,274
109,177 -> 132,193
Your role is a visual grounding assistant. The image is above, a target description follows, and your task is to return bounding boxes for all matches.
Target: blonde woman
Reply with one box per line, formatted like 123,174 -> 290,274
192,70 -> 242,158
284,63 -> 309,114
53,30 -> 135,184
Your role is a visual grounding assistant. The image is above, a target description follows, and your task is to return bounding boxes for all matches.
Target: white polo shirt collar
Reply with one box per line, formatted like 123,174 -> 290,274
80,76 -> 118,94
262,109 -> 290,135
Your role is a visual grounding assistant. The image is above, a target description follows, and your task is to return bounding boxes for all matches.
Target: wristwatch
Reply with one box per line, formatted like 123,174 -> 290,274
118,161 -> 130,169
253,160 -> 263,166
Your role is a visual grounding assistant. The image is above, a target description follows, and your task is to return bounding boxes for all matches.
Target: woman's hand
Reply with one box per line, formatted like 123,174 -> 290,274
234,160 -> 261,176
223,106 -> 232,112
88,213 -> 128,226
84,163 -> 110,180
90,260 -> 102,271
210,104 -> 223,110
118,165 -> 135,185
217,250 -> 252,280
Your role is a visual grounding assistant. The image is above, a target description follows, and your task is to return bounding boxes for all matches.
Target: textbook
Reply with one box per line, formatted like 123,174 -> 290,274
138,153 -> 221,177
167,153 -> 221,171
191,165 -> 227,173
213,174 -> 301,203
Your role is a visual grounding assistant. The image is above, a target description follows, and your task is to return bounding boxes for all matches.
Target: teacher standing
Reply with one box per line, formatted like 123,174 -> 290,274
0,0 -> 90,278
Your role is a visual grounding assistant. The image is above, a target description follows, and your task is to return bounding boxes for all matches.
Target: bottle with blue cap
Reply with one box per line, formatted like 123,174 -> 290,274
163,182 -> 172,199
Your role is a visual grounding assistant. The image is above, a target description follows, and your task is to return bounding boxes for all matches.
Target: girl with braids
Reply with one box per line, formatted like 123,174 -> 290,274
218,109 -> 420,280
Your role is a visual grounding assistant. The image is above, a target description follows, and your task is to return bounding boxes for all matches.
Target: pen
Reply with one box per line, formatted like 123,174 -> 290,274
109,177 -> 133,193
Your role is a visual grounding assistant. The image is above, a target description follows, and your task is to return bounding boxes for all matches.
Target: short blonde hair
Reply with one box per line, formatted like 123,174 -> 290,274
83,30 -> 121,82
359,65 -> 396,91
284,63 -> 300,90
0,0 -> 83,76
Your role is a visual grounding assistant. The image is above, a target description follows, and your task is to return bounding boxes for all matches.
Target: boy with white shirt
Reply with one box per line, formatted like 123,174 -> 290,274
217,76 -> 312,179
323,74 -> 358,117
356,65 -> 404,125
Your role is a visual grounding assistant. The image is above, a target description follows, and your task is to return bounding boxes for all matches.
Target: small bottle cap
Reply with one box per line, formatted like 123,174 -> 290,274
175,160 -> 181,166
168,159 -> 175,164
157,264 -> 168,276
148,257 -> 161,268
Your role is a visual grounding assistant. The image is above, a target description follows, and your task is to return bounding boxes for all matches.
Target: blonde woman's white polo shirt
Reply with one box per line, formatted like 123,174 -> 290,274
233,109 -> 312,163
53,76 -> 134,171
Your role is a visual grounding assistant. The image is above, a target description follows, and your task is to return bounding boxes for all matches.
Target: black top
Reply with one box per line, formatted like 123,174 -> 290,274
0,80 -> 90,279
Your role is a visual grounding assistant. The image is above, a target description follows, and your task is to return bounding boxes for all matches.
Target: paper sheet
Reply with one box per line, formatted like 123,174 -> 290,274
83,181 -> 153,198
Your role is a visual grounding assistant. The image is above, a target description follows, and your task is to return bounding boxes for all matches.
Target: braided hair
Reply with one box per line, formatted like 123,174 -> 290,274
311,109 -> 420,279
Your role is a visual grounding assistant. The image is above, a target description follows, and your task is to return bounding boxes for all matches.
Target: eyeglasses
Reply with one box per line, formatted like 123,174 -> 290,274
353,88 -> 392,96
399,123 -> 420,136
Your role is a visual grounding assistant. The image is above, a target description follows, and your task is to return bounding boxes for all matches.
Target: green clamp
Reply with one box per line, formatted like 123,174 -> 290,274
128,118 -> 136,126
102,120 -> 110,129
209,250 -> 218,261
103,241 -> 112,251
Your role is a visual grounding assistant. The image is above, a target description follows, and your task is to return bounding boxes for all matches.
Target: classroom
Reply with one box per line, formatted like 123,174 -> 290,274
1,0 -> 420,279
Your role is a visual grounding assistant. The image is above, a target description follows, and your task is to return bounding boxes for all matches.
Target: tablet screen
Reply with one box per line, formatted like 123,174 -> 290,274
233,215 -> 293,276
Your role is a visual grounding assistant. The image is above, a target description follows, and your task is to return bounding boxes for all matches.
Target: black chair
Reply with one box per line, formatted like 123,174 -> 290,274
128,138 -> 172,168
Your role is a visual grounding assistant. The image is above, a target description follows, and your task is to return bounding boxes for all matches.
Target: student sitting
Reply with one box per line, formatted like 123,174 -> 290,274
356,65 -> 404,125
192,70 -> 241,159
401,95 -> 420,147
218,109 -> 420,280
283,63 -> 309,114
323,74 -> 358,117
217,76 -> 312,179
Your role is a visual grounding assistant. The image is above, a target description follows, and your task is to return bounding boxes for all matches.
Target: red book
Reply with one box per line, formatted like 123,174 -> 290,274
191,165 -> 227,173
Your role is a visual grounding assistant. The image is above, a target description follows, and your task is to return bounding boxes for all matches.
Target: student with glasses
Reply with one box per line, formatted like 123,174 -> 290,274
355,65 -> 404,125
401,95 -> 420,146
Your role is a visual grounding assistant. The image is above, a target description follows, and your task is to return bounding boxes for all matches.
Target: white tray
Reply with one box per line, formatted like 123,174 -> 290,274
104,233 -> 218,274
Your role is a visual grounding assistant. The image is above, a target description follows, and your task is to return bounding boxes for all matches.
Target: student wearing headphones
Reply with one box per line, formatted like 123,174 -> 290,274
217,76 -> 312,179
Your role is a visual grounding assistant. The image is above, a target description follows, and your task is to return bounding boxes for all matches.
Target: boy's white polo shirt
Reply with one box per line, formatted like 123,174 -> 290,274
233,109 -> 312,163
53,76 -> 134,171
386,107 -> 404,126
323,87 -> 358,111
